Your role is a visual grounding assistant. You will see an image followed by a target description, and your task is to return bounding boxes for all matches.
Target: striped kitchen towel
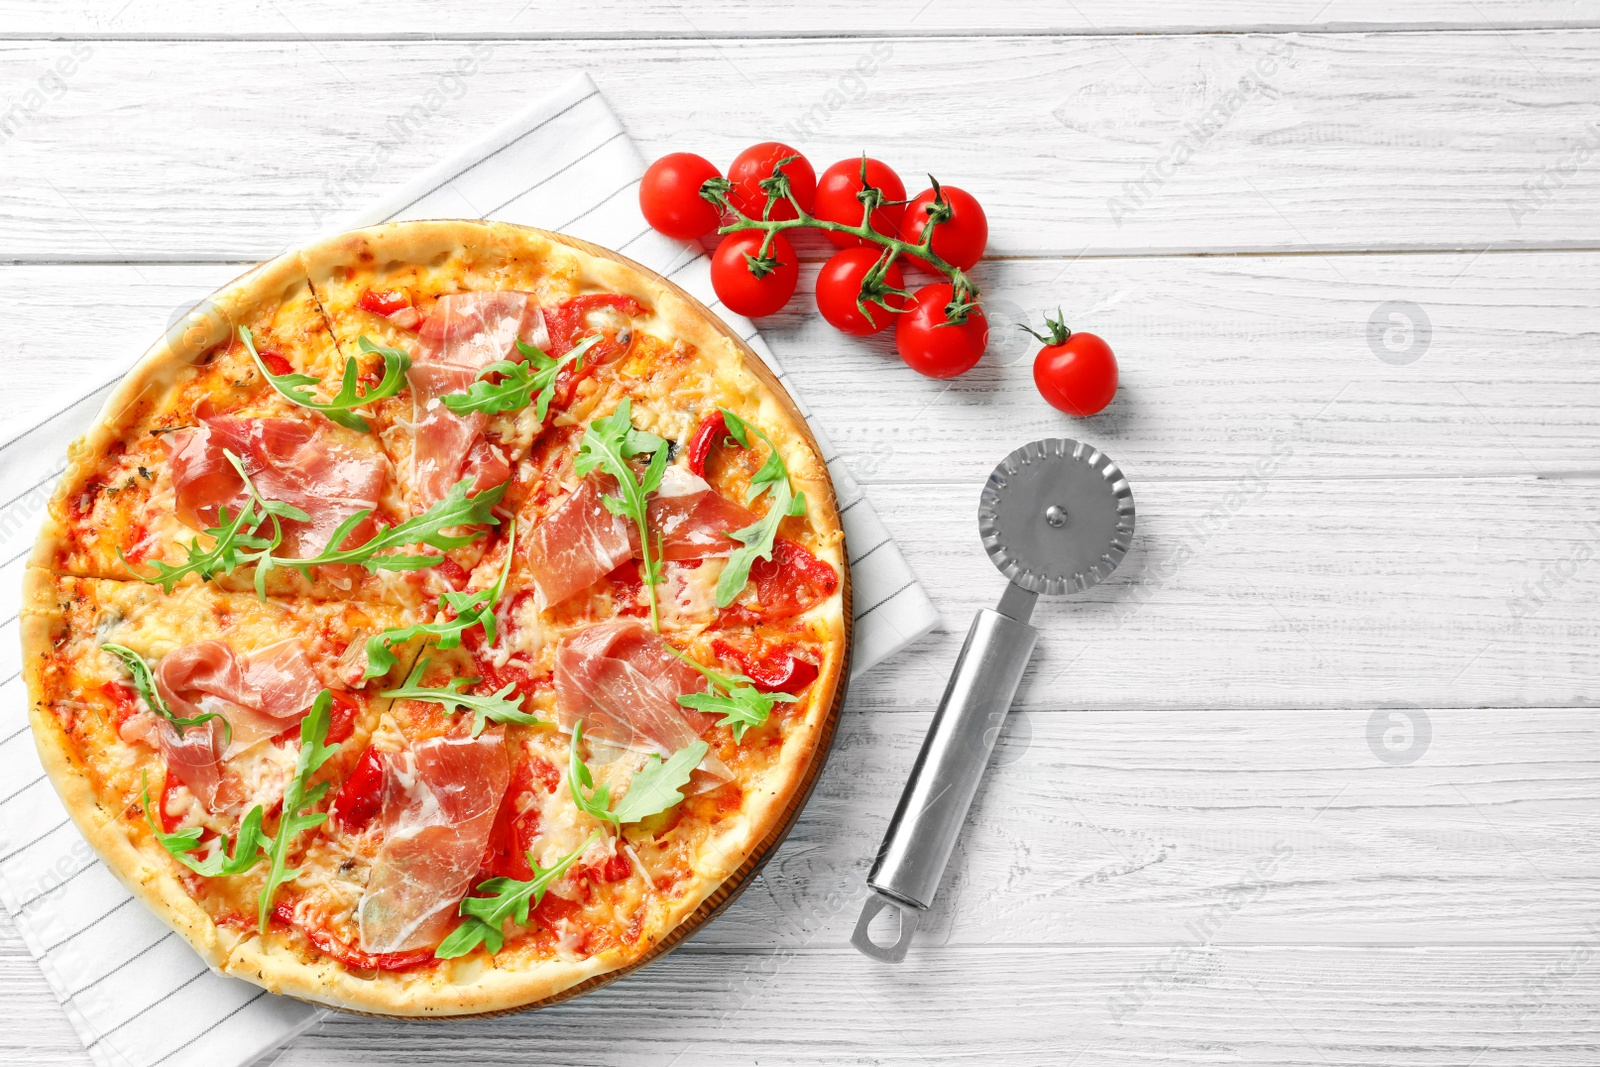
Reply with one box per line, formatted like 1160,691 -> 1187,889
0,72 -> 937,1067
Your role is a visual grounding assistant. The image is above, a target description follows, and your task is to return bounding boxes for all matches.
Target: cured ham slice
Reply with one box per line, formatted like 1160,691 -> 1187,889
164,414 -> 387,560
416,291 -> 547,370
140,639 -> 323,810
648,466 -> 758,561
407,292 -> 541,506
524,469 -> 757,610
554,620 -> 730,783
358,729 -> 510,954
524,476 -> 638,610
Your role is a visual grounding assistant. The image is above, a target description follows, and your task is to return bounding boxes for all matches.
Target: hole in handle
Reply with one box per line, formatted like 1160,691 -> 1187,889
850,892 -> 920,963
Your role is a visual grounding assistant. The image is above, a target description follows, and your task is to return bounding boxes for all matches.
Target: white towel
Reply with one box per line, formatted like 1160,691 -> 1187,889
0,72 -> 938,1067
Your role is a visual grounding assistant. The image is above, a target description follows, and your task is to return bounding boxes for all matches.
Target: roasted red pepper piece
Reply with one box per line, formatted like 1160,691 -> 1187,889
544,294 -> 648,408
717,538 -> 839,626
256,348 -> 295,376
330,745 -> 385,833
357,288 -> 411,316
711,639 -> 819,695
585,848 -> 632,884
687,410 -> 733,477
484,758 -> 546,880
326,690 -> 360,746
157,769 -> 183,834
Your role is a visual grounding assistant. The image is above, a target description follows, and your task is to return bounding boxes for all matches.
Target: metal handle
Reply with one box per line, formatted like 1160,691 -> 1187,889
852,607 -> 1038,960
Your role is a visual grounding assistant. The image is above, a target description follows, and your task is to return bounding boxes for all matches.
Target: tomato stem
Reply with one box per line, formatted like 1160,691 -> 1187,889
703,175 -> 982,325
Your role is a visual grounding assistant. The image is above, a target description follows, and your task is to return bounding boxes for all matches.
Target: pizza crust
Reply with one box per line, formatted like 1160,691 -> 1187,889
24,220 -> 850,1016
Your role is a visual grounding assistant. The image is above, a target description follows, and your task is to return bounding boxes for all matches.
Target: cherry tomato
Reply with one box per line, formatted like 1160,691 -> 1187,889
894,283 -> 988,378
901,184 -> 989,272
711,231 -> 798,318
812,157 -> 906,248
357,288 -> 410,316
727,142 -> 816,222
640,152 -> 724,240
1028,315 -> 1118,416
815,247 -> 907,336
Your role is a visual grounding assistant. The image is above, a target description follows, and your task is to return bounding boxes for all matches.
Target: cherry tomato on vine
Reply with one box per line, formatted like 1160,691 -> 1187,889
815,247 -> 907,336
812,157 -> 906,248
711,231 -> 799,318
640,152 -> 724,239
895,283 -> 988,378
727,142 -> 816,222
901,183 -> 988,272
1027,314 -> 1118,415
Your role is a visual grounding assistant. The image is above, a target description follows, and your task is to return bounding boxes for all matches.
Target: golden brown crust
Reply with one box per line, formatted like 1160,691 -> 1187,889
24,220 -> 849,1017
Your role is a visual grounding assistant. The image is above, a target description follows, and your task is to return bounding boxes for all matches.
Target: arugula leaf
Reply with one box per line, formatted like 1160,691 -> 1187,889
574,398 -> 669,629
566,720 -> 708,828
440,335 -> 598,420
363,519 -> 516,679
141,775 -> 269,878
242,326 -> 410,433
609,743 -> 708,824
275,476 -> 504,578
713,409 -> 809,608
434,831 -> 598,959
379,656 -> 543,737
101,642 -> 232,745
256,690 -> 341,932
126,450 -> 307,597
669,647 -> 797,744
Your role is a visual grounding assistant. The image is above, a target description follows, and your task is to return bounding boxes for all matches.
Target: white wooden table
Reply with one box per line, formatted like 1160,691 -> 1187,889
4,4 -> 1599,1064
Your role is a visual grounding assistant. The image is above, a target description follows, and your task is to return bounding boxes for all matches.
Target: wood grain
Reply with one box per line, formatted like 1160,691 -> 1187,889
0,1 -> 1592,37
6,33 -> 1600,259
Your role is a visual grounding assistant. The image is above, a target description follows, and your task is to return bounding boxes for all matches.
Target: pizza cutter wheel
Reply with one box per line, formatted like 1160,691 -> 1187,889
851,439 -> 1135,962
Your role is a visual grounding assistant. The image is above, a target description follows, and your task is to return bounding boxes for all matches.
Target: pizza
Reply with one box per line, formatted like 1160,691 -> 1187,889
20,221 -> 849,1016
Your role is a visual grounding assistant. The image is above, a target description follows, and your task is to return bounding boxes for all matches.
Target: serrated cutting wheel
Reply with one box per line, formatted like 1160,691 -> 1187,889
852,439 -> 1136,963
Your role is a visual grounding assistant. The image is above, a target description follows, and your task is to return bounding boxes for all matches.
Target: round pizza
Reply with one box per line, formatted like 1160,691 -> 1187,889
20,221 -> 849,1015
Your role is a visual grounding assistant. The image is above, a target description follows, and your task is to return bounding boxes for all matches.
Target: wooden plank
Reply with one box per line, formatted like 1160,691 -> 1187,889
0,1 -> 1589,38
4,928 -> 1594,1066
858,475 -> 1600,712
6,33 -> 1600,259
4,250 -> 1599,481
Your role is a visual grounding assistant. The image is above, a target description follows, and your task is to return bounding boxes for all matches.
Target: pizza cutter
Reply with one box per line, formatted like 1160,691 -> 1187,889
851,438 -> 1135,962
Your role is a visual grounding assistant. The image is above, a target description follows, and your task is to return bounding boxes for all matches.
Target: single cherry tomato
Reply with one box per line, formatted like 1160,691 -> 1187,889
901,183 -> 988,272
894,283 -> 988,378
815,247 -> 907,336
640,152 -> 725,240
325,690 -> 361,746
711,231 -> 798,317
812,157 -> 906,248
1027,313 -> 1118,416
727,142 -> 816,222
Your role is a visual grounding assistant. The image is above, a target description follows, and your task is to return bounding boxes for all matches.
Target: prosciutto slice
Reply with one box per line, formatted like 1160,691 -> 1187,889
140,639 -> 323,810
358,729 -> 511,954
524,469 -> 758,610
648,466 -> 758,561
524,476 -> 638,610
164,414 -> 387,560
554,620 -> 731,783
407,292 -> 542,506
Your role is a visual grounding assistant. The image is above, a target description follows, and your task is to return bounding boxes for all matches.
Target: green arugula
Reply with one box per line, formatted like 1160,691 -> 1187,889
101,642 -> 232,745
379,656 -> 543,737
434,831 -> 598,959
712,409 -> 809,608
275,476 -> 505,579
256,690 -> 341,932
574,398 -> 670,630
440,335 -> 598,420
141,775 -> 268,878
363,519 -> 517,679
242,326 -> 410,433
566,720 -> 708,829
125,450 -> 308,597
669,647 -> 797,743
